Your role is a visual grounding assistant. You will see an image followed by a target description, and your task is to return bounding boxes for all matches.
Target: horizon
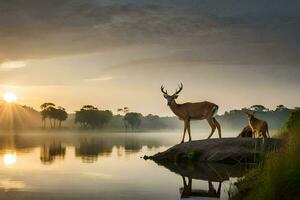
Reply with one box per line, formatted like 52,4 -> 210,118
0,99 -> 296,117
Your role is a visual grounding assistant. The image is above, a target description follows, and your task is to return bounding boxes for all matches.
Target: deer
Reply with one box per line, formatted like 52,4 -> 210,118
244,111 -> 270,139
161,83 -> 221,143
237,125 -> 253,138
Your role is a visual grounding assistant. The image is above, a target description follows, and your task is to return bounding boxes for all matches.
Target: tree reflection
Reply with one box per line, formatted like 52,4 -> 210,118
40,142 -> 66,164
75,138 -> 113,163
0,132 -> 167,164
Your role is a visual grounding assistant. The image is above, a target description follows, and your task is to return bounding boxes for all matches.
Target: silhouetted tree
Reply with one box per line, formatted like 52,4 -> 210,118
40,103 -> 68,128
75,105 -> 113,129
276,105 -> 287,111
250,105 -> 269,112
40,102 -> 56,128
123,112 -> 142,130
56,107 -> 68,128
117,107 -> 129,114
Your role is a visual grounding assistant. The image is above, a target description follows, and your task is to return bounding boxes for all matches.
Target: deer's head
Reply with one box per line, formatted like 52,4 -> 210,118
244,110 -> 256,119
161,83 -> 183,106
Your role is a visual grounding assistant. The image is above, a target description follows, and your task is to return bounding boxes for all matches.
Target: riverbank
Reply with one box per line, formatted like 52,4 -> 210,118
230,109 -> 300,200
144,138 -> 281,164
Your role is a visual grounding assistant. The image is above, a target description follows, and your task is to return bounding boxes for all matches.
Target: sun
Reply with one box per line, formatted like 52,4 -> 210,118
3,92 -> 17,103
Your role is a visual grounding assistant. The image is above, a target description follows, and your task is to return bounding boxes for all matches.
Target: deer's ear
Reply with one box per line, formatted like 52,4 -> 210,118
163,94 -> 168,98
173,95 -> 178,99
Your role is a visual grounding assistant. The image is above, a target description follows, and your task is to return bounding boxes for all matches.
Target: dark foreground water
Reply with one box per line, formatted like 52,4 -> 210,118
0,130 -> 245,200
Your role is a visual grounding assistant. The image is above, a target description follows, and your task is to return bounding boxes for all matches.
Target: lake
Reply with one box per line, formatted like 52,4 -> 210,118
0,130 -> 246,200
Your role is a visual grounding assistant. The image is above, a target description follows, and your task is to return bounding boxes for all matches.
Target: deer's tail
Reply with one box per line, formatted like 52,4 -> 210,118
212,105 -> 219,117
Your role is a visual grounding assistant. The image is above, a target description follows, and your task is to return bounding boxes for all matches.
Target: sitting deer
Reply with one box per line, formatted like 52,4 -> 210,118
244,111 -> 270,139
161,83 -> 221,143
237,125 -> 253,138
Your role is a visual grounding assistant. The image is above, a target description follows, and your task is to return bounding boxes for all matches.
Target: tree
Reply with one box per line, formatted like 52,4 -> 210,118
40,102 -> 56,128
117,107 -> 129,114
40,103 -> 68,128
144,114 -> 164,129
123,112 -> 142,130
56,107 -> 68,128
75,105 -> 112,129
276,105 -> 287,111
250,105 -> 269,112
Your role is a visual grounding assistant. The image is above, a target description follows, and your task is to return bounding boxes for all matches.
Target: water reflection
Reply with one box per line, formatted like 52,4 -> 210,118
153,161 -> 251,200
180,177 -> 221,199
0,131 -> 172,165
3,152 -> 16,166
75,138 -> 113,163
0,131 -> 247,199
40,143 -> 66,164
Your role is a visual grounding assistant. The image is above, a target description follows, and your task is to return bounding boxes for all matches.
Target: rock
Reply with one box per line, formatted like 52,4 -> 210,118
147,138 -> 282,164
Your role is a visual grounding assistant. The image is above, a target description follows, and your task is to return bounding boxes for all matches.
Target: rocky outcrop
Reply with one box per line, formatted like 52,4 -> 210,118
144,138 -> 282,164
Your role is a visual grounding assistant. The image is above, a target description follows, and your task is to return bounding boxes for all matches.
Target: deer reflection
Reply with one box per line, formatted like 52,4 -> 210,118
40,142 -> 66,164
180,176 -> 221,199
150,159 -> 252,200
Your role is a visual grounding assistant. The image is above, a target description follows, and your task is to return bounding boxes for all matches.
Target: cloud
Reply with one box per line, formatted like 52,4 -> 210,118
0,61 -> 27,70
0,0 -> 299,66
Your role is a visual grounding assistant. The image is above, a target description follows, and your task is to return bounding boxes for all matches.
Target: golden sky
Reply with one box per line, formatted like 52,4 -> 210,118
0,0 -> 299,115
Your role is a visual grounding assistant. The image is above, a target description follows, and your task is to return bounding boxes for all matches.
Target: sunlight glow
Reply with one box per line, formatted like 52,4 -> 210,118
3,92 -> 17,103
3,153 -> 16,166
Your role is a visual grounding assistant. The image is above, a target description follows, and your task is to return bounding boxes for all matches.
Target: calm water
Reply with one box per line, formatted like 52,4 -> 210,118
0,130 -> 245,200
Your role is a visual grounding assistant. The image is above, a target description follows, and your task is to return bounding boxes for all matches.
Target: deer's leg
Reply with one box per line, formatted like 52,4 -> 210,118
181,121 -> 188,143
213,117 -> 222,138
252,130 -> 256,139
207,118 -> 216,139
187,120 -> 192,142
217,182 -> 222,196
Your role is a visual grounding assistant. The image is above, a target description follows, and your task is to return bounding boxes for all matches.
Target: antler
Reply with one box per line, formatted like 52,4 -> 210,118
161,85 -> 168,95
175,82 -> 183,95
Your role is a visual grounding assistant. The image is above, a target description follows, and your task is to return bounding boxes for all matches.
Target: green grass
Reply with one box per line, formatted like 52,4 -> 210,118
231,109 -> 300,200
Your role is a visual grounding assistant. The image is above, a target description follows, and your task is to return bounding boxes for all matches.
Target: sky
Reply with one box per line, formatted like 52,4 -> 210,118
0,0 -> 299,115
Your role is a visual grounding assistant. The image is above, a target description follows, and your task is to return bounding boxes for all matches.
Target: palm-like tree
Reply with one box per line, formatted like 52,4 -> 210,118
40,103 -> 68,128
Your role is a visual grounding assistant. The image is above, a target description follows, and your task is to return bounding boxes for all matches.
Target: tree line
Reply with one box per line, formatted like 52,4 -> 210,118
75,105 -> 113,128
40,103 -> 297,131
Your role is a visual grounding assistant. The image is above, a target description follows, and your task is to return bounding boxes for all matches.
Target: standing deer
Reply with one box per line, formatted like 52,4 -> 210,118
244,111 -> 270,139
161,83 -> 221,143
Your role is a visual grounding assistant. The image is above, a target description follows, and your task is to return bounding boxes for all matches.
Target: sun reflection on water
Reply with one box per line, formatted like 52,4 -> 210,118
3,152 -> 16,166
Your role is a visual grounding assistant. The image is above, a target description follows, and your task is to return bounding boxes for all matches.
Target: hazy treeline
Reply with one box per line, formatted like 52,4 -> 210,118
65,104 -> 295,131
0,101 -> 296,131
